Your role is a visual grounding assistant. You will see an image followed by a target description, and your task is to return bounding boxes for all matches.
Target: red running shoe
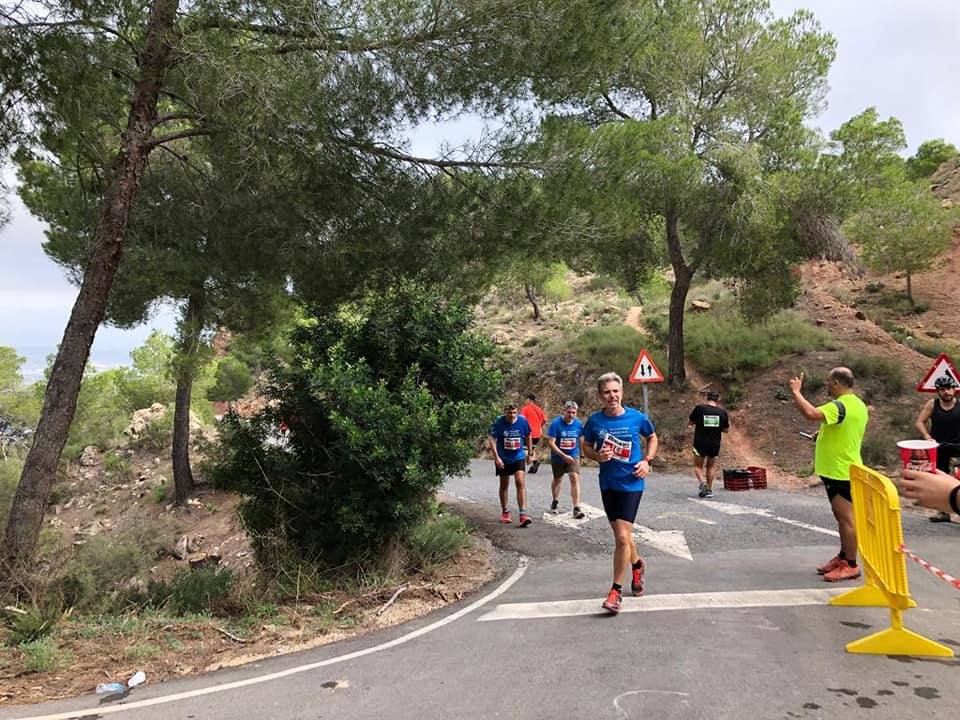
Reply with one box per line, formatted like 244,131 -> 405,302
500,511 -> 511,524
602,588 -> 622,614
518,513 -> 532,528
816,555 -> 844,575
823,563 -> 861,583
631,558 -> 645,597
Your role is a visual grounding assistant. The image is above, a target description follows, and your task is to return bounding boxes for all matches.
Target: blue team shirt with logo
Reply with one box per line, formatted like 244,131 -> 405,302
547,416 -> 584,463
583,407 -> 656,491
489,415 -> 532,463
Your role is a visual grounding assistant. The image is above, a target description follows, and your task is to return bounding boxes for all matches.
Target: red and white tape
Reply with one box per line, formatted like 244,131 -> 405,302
900,544 -> 960,591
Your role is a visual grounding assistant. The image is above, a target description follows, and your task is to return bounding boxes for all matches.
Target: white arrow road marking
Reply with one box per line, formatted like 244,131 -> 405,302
542,503 -> 606,528
691,498 -> 839,537
543,503 -> 693,560
477,588 -> 842,622
633,524 -> 693,560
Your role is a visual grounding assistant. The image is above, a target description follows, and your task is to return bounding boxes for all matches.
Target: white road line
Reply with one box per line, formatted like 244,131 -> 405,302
543,502 -> 693,560
691,499 -> 839,537
10,558 -> 530,720
477,587 -> 842,622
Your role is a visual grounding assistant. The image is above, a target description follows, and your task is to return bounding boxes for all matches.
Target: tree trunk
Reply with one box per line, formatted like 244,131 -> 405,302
906,269 -> 913,308
665,211 -> 693,386
172,293 -> 203,506
1,0 -> 181,575
524,283 -> 542,322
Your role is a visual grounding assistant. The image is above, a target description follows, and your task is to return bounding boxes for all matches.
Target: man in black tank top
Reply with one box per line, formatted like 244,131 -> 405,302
915,375 -> 960,521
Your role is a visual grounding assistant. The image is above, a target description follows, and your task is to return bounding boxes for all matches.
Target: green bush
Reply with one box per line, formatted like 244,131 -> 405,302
54,532 -> 157,611
213,282 -> 502,570
206,356 -> 255,403
18,638 -> 72,673
586,274 -> 621,292
111,330 -> 182,412
154,566 -> 234,615
405,514 -> 471,571
103,451 -> 133,479
724,384 -> 745,409
0,457 -> 22,527
541,272 -> 573,304
684,305 -> 831,380
63,369 -> 131,458
2,602 -> 62,645
152,481 -> 168,504
567,325 -> 648,374
861,427 -> 897,469
840,352 -> 904,396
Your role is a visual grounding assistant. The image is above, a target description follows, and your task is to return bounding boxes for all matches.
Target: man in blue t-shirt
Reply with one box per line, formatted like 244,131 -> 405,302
582,372 -> 658,614
488,404 -> 534,527
547,400 -> 586,519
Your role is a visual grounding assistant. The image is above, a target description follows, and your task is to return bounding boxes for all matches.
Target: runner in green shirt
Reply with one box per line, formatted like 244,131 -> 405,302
790,366 -> 868,583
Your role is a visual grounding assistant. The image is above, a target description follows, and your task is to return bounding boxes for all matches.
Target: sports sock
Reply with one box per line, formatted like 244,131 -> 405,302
611,583 -> 622,593
632,559 -> 644,570
837,550 -> 846,560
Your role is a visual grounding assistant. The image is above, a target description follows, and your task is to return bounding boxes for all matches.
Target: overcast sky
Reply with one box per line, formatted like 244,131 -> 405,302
2,0 -> 959,377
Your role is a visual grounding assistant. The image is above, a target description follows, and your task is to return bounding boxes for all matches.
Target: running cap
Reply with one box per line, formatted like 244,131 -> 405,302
935,376 -> 958,389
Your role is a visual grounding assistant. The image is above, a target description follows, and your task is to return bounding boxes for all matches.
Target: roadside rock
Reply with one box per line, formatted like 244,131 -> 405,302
79,446 -> 101,467
126,404 -> 167,438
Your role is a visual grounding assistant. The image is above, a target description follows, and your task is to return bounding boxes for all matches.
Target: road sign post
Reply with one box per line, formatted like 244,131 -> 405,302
628,349 -> 664,417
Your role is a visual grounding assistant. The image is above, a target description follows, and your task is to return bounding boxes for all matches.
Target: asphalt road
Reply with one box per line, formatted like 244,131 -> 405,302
3,460 -> 959,720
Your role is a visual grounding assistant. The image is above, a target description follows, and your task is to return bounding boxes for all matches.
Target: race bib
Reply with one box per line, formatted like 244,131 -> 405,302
600,433 -> 632,462
503,436 -> 521,451
703,415 -> 721,428
559,437 -> 577,450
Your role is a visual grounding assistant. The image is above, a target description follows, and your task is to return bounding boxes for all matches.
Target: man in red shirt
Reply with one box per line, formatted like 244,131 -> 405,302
520,394 -> 547,473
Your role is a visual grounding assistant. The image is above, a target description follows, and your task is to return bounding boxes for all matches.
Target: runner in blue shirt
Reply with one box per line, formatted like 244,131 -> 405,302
488,404 -> 534,527
582,372 -> 658,614
546,400 -> 586,519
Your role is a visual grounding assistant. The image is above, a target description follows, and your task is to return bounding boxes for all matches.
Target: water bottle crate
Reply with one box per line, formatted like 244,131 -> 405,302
722,466 -> 767,491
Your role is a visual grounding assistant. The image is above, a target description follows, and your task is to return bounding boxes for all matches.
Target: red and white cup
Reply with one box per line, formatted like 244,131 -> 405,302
896,439 -> 938,472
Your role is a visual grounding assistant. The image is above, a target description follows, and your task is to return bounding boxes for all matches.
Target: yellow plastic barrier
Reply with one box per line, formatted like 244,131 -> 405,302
829,464 -> 953,657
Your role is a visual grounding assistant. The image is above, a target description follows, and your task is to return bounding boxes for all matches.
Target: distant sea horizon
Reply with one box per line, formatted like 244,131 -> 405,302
14,343 -> 137,383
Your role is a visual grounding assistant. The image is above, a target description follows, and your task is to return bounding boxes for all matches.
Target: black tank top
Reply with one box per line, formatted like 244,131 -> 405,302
931,399 -> 960,444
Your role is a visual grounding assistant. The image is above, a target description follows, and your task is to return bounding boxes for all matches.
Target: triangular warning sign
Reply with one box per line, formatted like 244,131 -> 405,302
917,353 -> 960,392
628,349 -> 664,384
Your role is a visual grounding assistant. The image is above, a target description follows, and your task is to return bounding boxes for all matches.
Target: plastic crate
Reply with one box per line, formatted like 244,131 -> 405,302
722,466 -> 767,491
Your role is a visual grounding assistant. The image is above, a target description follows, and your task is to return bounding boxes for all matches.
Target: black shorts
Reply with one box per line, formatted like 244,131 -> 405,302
693,442 -> 720,459
601,489 -> 644,523
496,460 -> 525,477
935,443 -> 960,473
821,477 -> 852,502
531,438 -> 541,446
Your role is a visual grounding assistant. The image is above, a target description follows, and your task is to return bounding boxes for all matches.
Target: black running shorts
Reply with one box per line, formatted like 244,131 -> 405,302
693,441 -> 720,459
821,477 -> 852,502
496,460 -> 525,477
601,489 -> 644,523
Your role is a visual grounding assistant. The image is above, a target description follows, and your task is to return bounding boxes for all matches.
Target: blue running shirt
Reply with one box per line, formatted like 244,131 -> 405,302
547,416 -> 584,463
489,415 -> 532,463
583,407 -> 656,491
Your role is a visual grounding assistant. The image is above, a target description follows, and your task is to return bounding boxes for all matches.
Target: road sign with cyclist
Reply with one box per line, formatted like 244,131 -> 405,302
917,353 -> 960,393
